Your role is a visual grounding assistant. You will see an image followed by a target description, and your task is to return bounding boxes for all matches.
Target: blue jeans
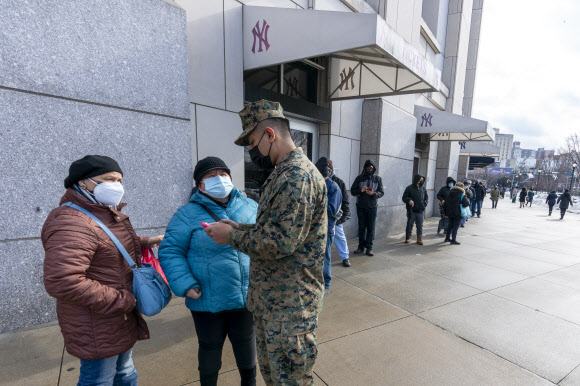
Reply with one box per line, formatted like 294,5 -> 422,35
334,223 -> 349,260
78,349 -> 137,386
474,200 -> 482,216
323,233 -> 334,289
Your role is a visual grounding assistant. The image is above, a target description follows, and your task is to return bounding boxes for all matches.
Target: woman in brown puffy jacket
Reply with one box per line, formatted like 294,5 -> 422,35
42,155 -> 163,386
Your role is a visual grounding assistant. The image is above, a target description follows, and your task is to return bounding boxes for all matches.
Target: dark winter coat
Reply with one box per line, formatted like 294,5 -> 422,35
444,186 -> 470,219
331,173 -> 350,224
474,184 -> 486,200
436,177 -> 456,203
546,191 -> 558,205
490,189 -> 500,201
519,189 -> 527,202
558,192 -> 573,209
42,189 -> 150,360
402,174 -> 429,213
351,160 -> 384,209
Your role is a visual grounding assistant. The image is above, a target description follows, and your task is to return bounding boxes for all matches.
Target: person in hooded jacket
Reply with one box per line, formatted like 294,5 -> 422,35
473,181 -> 486,217
519,187 -> 527,208
490,186 -> 500,209
159,157 -> 258,386
402,174 -> 429,245
436,177 -> 456,236
351,160 -> 384,256
42,155 -> 164,386
557,189 -> 574,219
315,157 -> 342,295
527,189 -> 535,207
546,190 -> 558,216
460,181 -> 474,228
444,182 -> 470,245
329,160 -> 352,267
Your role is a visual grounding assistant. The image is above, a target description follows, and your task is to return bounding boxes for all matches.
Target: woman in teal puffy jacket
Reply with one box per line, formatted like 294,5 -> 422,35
159,157 -> 258,386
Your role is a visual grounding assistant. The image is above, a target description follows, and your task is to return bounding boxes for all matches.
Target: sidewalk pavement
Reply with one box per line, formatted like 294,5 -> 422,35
2,198 -> 580,385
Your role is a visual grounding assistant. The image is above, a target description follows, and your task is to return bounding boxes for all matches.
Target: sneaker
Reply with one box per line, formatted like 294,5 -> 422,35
443,238 -> 451,242
365,248 -> 374,256
342,258 -> 351,267
324,287 -> 330,295
450,241 -> 461,245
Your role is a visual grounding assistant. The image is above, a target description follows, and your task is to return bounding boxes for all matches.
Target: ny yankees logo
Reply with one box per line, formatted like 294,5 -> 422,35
338,67 -> 355,91
285,76 -> 299,97
459,141 -> 466,149
251,20 -> 270,54
420,113 -> 433,127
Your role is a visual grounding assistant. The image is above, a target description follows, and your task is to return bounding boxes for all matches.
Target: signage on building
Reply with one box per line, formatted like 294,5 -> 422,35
414,105 -> 494,141
486,168 -> 513,175
242,6 -> 441,101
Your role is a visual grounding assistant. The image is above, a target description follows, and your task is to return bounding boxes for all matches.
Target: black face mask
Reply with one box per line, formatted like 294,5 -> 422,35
364,168 -> 374,175
418,180 -> 424,187
249,131 -> 275,170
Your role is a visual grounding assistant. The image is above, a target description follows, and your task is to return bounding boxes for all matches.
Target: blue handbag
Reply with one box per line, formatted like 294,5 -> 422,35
460,194 -> 472,218
62,202 -> 171,316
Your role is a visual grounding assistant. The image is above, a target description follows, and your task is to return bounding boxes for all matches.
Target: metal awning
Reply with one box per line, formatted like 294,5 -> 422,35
459,141 -> 500,157
414,106 -> 494,141
243,6 -> 441,101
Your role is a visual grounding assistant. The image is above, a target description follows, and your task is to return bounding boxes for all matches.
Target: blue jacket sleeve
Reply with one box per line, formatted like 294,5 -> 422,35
327,183 -> 342,218
158,209 -> 198,297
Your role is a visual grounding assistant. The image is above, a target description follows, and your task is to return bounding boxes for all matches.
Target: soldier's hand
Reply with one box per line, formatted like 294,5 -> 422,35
204,222 -> 233,245
219,219 -> 240,229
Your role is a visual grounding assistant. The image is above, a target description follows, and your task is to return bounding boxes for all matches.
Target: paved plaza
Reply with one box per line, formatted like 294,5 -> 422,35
2,198 -> 580,385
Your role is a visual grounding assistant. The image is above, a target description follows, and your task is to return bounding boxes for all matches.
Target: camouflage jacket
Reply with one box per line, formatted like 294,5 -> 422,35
228,147 -> 328,321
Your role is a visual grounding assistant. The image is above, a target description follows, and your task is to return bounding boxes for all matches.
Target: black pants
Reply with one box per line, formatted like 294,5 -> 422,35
549,204 -> 554,214
437,204 -> 447,233
561,208 -> 567,218
191,308 -> 256,385
446,218 -> 462,241
492,200 -> 498,209
357,207 -> 377,249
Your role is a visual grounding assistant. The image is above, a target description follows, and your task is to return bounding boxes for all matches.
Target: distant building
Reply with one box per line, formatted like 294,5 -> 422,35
492,129 -> 514,168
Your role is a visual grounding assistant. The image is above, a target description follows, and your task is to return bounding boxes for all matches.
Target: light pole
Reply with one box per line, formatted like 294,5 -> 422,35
537,169 -> 542,192
571,163 -> 578,191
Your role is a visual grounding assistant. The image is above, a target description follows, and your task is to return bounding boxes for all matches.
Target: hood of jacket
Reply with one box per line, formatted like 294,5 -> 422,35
550,190 -> 556,194
413,174 -> 425,186
362,160 -> 376,174
446,176 -> 456,185
450,186 -> 465,194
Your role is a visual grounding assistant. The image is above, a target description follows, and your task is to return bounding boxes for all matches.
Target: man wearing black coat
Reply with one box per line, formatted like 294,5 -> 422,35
351,160 -> 384,256
557,189 -> 574,219
436,177 -> 456,235
444,182 -> 471,245
329,160 -> 352,267
402,174 -> 428,245
546,190 -> 558,216
473,181 -> 486,217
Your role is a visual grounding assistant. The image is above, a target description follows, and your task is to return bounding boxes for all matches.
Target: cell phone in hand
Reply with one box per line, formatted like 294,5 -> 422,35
368,187 -> 373,192
200,222 -> 211,228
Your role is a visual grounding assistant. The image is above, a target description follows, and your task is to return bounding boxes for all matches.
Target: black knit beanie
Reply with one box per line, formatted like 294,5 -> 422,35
194,157 -> 231,185
315,157 -> 330,178
64,155 -> 123,188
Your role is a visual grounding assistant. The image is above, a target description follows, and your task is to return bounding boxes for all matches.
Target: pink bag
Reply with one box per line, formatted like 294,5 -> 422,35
141,248 -> 169,285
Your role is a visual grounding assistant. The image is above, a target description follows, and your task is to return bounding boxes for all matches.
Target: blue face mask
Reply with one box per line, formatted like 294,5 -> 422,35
448,183 -> 454,188
202,175 -> 233,199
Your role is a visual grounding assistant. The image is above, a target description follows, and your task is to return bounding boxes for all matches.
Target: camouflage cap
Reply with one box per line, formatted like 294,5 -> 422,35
235,100 -> 286,146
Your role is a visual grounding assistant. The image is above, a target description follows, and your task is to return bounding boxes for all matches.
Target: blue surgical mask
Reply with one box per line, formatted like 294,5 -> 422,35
448,183 -> 454,188
203,175 -> 233,199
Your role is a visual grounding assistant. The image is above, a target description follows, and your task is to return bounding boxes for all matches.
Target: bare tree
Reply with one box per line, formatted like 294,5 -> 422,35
560,133 -> 580,167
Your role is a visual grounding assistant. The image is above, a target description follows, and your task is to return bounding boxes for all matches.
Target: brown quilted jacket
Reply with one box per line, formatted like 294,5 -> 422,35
42,189 -> 150,360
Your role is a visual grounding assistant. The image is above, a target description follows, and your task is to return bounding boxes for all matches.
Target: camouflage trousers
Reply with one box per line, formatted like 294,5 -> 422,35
254,315 -> 318,385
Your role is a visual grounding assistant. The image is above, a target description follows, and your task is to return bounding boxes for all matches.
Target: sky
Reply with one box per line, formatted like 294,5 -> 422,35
472,0 -> 580,152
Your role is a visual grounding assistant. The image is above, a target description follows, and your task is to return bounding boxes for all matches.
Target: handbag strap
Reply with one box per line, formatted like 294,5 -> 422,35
196,202 -> 221,222
61,202 -> 136,268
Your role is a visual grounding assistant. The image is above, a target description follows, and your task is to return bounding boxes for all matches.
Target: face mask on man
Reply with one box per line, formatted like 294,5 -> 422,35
419,180 -> 424,187
448,183 -> 454,188
89,178 -> 124,206
249,131 -> 275,170
203,175 -> 233,199
364,168 -> 374,175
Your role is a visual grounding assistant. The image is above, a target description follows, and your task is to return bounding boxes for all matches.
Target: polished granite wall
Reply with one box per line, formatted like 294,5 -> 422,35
0,0 -> 191,333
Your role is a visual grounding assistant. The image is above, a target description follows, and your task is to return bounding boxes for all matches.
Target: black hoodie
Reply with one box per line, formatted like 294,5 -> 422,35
402,174 -> 429,213
558,191 -> 573,209
436,176 -> 456,202
350,160 -> 384,209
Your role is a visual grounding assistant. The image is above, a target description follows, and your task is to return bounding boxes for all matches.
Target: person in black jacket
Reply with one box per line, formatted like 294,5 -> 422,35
329,160 -> 352,267
402,174 -> 428,245
473,181 -> 486,217
350,160 -> 384,256
519,187 -> 527,208
546,190 -> 558,216
444,182 -> 470,245
436,177 -> 456,235
557,189 -> 574,219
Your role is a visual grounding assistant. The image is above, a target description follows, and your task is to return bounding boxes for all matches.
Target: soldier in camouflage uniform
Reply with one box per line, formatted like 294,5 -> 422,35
204,100 -> 328,385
